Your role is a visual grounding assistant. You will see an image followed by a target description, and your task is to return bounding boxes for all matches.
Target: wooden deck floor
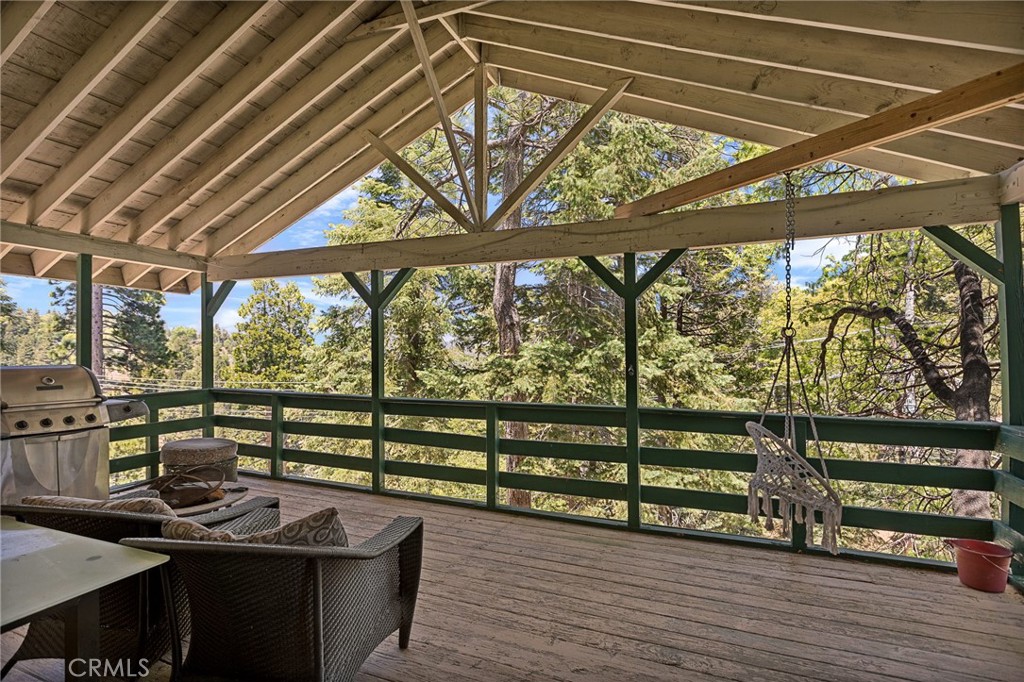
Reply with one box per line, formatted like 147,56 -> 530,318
4,475 -> 1024,681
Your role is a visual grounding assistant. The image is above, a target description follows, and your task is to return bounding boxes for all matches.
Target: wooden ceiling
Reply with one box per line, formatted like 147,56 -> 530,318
1,1 -> 1022,293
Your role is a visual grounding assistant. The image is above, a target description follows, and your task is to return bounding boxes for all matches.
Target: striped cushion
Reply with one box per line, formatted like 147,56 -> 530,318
162,507 -> 348,547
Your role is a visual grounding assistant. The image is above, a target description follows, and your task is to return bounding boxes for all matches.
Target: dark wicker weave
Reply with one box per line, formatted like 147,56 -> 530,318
122,515 -> 423,682
0,495 -> 280,679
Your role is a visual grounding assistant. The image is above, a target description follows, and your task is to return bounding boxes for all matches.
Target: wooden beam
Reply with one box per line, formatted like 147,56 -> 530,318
207,175 -> 1002,280
498,69 -> 975,184
133,18 -> 402,250
485,76 -> 632,229
350,1 -> 491,39
0,253 -> 186,293
199,54 -> 475,259
922,226 -> 1004,283
438,14 -> 480,65
402,0 -> 481,227
62,2 -> 360,237
474,61 -> 489,221
1001,161 -> 1024,204
467,1 -> 1023,93
155,27 -> 451,253
674,2 -> 1024,56
1,0 -> 54,65
212,73 -> 477,259
10,2 -> 267,226
0,1 -> 170,182
362,131 -> 477,232
0,220 -> 207,272
464,15 -> 1024,152
615,63 -> 1024,218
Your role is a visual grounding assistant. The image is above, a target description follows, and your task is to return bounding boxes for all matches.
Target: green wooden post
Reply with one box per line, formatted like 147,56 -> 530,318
370,271 -> 386,493
147,408 -> 161,479
791,420 -> 809,550
201,277 -> 235,438
270,394 -> 284,479
486,404 -> 499,508
200,275 -> 215,437
997,204 -> 1023,542
76,254 -> 92,369
623,254 -> 641,528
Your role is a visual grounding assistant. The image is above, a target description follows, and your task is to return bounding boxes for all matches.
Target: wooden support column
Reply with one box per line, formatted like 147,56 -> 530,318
347,269 -> 415,493
998,204 -> 1024,427
486,404 -> 499,509
75,254 -> 92,369
201,276 -> 235,437
582,249 -> 686,528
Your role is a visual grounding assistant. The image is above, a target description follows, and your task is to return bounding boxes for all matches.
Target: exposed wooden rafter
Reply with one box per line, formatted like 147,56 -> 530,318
616,62 -> 1024,218
0,0 -> 55,65
402,0 -> 481,227
0,1 -> 171,182
0,220 -> 206,272
206,174 -> 1002,281
362,131 -> 478,232
484,76 -> 632,229
9,1 -> 267,228
473,60 -> 489,221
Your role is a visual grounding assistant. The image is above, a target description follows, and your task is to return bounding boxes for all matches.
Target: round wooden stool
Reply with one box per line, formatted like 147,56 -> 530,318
161,437 -> 238,482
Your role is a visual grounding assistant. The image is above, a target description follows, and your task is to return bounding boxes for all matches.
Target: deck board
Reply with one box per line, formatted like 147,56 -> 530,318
3,474 -> 1023,681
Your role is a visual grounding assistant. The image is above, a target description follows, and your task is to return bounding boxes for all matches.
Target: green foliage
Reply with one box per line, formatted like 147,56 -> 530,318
226,280 -> 315,389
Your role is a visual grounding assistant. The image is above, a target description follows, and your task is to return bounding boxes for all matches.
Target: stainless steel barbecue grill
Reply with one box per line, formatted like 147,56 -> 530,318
0,365 -> 149,504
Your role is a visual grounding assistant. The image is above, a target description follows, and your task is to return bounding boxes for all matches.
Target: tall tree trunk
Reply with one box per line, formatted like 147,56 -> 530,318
494,96 -> 530,508
91,284 -> 104,377
949,261 -> 992,518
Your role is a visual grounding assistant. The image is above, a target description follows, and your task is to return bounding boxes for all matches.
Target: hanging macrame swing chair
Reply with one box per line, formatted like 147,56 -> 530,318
746,172 -> 843,555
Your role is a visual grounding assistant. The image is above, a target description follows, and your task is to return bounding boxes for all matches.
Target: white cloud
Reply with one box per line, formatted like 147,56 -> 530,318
789,236 -> 856,270
216,308 -> 242,331
307,183 -> 361,221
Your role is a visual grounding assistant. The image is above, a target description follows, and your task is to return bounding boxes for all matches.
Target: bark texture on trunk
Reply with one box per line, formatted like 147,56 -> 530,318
820,254 -> 993,517
494,96 -> 530,508
91,284 -> 103,377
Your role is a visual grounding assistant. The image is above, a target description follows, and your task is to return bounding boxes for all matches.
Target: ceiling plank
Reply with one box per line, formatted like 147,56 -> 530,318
156,27 -> 452,254
0,1 -> 171,182
484,76 -> 632,230
0,220 -> 206,272
483,45 -> 1021,177
671,2 -> 1024,56
10,1 -> 269,227
61,1 -> 363,237
362,130 -> 478,232
402,0 -> 481,227
463,15 -> 1024,151
206,175 -> 1002,281
350,1 -> 492,39
133,20 -> 404,250
467,2 -> 1023,93
498,69 -> 970,185
615,62 -> 1024,218
212,74 -> 477,259
1,0 -> 55,65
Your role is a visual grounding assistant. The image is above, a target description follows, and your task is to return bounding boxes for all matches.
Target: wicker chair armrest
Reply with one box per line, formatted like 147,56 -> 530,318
209,507 -> 280,534
122,516 -> 423,559
111,489 -> 160,500
0,503 -> 173,525
188,495 -> 280,527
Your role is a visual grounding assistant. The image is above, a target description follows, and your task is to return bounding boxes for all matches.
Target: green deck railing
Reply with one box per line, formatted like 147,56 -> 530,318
109,387 -> 1024,578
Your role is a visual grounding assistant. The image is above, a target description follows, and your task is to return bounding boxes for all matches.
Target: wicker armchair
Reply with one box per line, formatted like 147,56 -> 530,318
122,515 -> 423,682
0,495 -> 280,678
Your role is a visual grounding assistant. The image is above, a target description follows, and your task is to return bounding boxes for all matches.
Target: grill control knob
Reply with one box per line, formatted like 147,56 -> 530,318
15,420 -> 28,430
63,416 -> 76,425
40,418 -> 53,428
85,413 -> 97,423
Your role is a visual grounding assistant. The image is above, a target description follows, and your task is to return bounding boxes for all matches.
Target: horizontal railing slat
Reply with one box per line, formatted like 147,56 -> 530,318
502,438 -> 626,463
281,448 -> 372,472
501,472 -> 627,500
384,460 -> 486,485
216,415 -> 273,432
283,421 -> 371,440
110,416 -> 211,441
109,451 -> 159,473
384,427 -> 484,452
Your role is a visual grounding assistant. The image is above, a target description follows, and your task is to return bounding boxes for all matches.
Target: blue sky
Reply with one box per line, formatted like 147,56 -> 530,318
3,175 -> 852,329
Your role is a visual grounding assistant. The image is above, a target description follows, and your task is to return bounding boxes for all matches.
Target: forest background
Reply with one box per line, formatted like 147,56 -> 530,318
0,88 -> 1006,558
